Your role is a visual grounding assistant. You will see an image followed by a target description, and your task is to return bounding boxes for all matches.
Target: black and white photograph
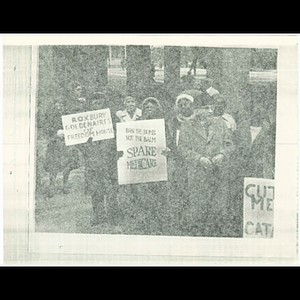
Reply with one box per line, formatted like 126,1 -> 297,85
2,35 -> 298,265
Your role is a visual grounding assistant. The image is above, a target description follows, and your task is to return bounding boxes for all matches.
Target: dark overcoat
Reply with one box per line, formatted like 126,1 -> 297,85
44,104 -> 79,174
228,119 -> 276,236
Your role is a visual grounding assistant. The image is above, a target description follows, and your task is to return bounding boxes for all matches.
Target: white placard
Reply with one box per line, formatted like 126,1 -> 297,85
61,108 -> 114,146
117,119 -> 168,185
243,177 -> 275,238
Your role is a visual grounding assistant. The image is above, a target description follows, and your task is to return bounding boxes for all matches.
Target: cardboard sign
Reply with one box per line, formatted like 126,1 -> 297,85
243,177 -> 275,238
61,108 -> 114,146
117,119 -> 168,185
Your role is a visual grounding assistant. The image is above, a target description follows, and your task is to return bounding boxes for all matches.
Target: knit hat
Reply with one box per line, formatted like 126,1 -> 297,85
142,97 -> 162,110
175,93 -> 194,106
175,89 -> 203,107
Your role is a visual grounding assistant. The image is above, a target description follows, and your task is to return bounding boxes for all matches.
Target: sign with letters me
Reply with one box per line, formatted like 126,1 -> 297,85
61,108 -> 114,146
116,119 -> 168,185
243,177 -> 275,238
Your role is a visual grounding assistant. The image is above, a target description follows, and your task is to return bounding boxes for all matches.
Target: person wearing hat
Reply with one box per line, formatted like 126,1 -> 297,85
213,94 -> 237,132
140,97 -> 164,120
229,86 -> 275,237
165,90 -> 204,234
116,96 -> 142,122
177,94 -> 234,237
115,96 -> 142,224
129,97 -> 171,235
44,99 -> 80,197
200,78 -> 220,99
64,82 -> 88,114
80,94 -> 121,228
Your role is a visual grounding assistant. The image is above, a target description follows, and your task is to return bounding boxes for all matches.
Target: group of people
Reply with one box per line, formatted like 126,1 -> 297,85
42,78 -> 276,237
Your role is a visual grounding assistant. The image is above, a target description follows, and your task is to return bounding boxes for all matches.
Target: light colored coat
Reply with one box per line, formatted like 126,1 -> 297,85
116,108 -> 142,122
177,116 -> 234,236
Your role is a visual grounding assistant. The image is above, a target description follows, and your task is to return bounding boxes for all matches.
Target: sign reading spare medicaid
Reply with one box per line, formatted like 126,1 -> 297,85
117,119 -> 168,185
243,177 -> 275,238
62,108 -> 114,146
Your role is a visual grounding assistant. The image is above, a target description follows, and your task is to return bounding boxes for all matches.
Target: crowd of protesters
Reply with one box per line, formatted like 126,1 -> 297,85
41,75 -> 276,237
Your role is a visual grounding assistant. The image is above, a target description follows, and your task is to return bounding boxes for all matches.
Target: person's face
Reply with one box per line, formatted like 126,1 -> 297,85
213,100 -> 225,117
55,102 -> 63,111
143,101 -> 160,119
177,98 -> 194,117
251,102 -> 265,125
125,98 -> 136,113
197,105 -> 214,121
91,99 -> 105,110
201,81 -> 212,92
180,76 -> 196,90
73,86 -> 82,99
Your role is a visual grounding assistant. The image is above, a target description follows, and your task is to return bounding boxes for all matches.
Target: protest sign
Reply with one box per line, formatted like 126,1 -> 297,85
243,177 -> 275,238
61,108 -> 114,146
116,119 -> 168,185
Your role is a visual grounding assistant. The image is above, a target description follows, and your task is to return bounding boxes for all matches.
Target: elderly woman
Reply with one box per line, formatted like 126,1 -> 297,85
130,97 -> 171,235
116,96 -> 142,122
165,90 -> 204,234
177,94 -> 234,237
115,96 -> 142,226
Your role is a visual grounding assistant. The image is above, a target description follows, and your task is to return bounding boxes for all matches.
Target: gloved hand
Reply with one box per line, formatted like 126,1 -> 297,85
161,147 -> 171,157
198,156 -> 214,171
212,153 -> 225,168
57,129 -> 64,138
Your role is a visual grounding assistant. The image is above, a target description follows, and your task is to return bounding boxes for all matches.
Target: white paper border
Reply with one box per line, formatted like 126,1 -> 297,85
2,34 -> 298,265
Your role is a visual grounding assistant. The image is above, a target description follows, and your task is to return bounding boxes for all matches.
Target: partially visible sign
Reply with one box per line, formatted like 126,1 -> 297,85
61,108 -> 114,146
243,177 -> 275,238
117,119 -> 168,185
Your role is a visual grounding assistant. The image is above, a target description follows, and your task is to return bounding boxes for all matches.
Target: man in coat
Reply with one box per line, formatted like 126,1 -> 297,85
64,82 -> 88,115
44,100 -> 80,197
81,96 -> 121,227
177,95 -> 234,237
229,98 -> 275,237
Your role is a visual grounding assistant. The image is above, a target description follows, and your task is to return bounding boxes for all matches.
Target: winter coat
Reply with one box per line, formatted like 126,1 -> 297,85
81,114 -> 119,197
116,108 -> 142,122
232,119 -> 275,180
44,104 -> 79,174
177,116 -> 234,236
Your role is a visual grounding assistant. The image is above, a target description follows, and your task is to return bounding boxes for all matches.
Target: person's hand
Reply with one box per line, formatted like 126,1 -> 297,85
212,154 -> 225,168
117,151 -> 124,159
78,97 -> 86,103
57,129 -> 64,138
161,147 -> 171,157
87,137 -> 93,143
199,156 -> 213,170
